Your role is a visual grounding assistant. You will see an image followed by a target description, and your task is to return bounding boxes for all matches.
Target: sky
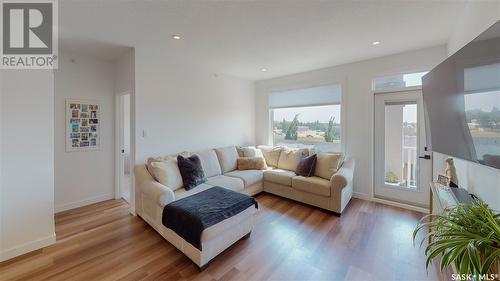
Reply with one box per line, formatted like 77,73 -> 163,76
273,104 -> 341,123
464,90 -> 500,112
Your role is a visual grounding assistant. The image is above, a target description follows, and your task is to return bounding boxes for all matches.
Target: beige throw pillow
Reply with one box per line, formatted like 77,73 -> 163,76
238,146 -> 264,158
314,153 -> 344,180
146,152 -> 190,181
277,147 -> 308,171
214,146 -> 239,173
257,145 -> 282,167
237,157 -> 268,170
148,157 -> 184,190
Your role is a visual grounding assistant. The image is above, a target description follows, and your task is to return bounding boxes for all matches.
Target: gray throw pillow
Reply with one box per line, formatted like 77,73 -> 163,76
177,155 -> 207,190
296,154 -> 317,177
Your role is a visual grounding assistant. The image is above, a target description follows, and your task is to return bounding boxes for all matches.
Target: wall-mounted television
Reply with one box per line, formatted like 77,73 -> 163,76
422,20 -> 500,170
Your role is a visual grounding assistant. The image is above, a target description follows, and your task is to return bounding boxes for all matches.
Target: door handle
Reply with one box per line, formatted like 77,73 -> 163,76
419,155 -> 431,160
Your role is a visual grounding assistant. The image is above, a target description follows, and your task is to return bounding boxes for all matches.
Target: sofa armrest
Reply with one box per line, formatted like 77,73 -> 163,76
330,158 -> 355,191
134,164 -> 175,207
329,158 -> 355,213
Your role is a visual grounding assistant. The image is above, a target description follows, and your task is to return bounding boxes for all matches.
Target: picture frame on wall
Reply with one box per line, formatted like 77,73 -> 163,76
66,99 -> 101,152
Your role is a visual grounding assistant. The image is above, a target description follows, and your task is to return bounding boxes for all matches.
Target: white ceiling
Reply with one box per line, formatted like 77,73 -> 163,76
59,0 -> 467,80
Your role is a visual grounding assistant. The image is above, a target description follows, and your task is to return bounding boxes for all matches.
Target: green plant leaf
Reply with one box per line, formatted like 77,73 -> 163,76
481,249 -> 500,274
413,199 -> 500,276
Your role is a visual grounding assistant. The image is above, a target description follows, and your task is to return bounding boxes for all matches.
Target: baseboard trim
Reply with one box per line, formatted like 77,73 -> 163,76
353,192 -> 429,214
352,192 -> 371,201
0,233 -> 56,262
55,193 -> 114,213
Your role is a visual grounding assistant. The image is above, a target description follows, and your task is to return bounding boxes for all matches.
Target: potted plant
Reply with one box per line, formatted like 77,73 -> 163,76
413,200 -> 500,280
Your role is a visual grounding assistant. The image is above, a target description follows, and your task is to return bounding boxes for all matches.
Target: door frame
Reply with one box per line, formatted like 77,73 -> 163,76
373,89 -> 432,208
114,91 -> 131,201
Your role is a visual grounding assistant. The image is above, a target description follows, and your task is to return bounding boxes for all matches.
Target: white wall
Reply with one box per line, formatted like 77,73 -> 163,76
114,50 -> 134,95
134,47 -> 255,163
447,1 -> 500,55
255,46 -> 447,201
432,1 -> 500,211
0,70 -> 55,262
54,52 -> 116,212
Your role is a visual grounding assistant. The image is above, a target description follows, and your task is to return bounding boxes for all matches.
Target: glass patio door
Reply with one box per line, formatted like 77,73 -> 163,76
374,90 -> 431,207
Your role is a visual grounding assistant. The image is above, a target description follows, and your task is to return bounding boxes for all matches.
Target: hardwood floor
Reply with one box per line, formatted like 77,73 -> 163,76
0,194 -> 441,281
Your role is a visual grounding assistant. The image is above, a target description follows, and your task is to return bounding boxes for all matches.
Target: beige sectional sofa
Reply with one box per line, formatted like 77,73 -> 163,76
258,146 -> 355,215
134,145 -> 355,267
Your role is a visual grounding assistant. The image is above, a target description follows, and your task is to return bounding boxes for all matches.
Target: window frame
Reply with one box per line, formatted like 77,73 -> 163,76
267,82 -> 346,153
372,70 -> 429,94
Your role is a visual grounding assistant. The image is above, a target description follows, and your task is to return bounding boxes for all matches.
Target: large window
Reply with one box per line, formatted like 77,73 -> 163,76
272,105 -> 341,152
269,84 -> 342,152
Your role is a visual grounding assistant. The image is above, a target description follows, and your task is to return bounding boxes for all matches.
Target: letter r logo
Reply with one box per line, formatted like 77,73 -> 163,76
2,2 -> 53,54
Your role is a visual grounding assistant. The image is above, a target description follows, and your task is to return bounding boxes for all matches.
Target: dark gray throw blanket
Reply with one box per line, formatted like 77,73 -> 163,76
162,186 -> 258,251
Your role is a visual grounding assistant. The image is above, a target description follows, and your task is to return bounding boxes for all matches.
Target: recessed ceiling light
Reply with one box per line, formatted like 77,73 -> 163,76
172,34 -> 182,40
372,41 -> 381,45
261,68 -> 268,72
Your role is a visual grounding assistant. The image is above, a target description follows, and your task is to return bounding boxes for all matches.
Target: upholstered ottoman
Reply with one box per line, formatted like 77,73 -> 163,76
161,187 -> 258,270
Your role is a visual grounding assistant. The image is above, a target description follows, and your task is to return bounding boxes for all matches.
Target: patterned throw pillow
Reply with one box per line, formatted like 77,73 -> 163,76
296,154 -> 317,177
177,155 -> 207,190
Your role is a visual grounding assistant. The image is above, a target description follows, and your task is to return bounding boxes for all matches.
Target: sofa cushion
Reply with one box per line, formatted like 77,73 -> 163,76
292,176 -> 331,197
238,146 -> 264,158
277,147 -> 308,171
214,146 -> 239,173
225,169 -> 263,187
257,145 -> 282,167
174,183 -> 214,201
192,149 -> 222,178
177,155 -> 207,190
315,152 -> 343,180
237,157 -> 267,170
205,175 -> 244,192
148,157 -> 184,190
296,154 -> 317,177
263,169 -> 296,186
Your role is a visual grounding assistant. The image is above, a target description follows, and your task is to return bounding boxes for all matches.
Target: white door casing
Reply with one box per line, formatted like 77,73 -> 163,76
115,92 -> 131,203
374,90 -> 432,208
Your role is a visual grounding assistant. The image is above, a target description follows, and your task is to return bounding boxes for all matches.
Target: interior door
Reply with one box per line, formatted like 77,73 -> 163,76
374,90 -> 432,208
118,93 -> 131,203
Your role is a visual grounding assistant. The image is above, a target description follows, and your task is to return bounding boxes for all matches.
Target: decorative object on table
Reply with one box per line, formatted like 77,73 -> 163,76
413,199 -> 500,279
66,99 -> 100,152
445,157 -> 459,187
436,173 -> 451,188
